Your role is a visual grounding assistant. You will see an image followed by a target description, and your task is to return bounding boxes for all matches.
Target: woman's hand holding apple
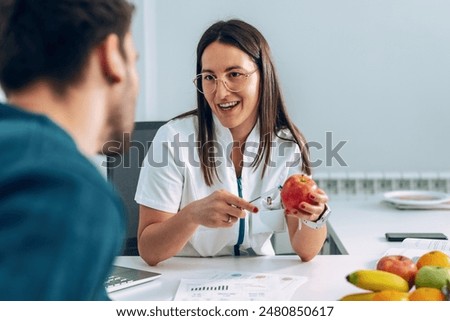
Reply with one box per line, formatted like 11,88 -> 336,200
280,174 -> 328,221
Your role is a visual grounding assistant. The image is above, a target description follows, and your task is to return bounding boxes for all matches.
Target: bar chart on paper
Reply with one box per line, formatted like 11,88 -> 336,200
173,271 -> 307,301
190,284 -> 229,292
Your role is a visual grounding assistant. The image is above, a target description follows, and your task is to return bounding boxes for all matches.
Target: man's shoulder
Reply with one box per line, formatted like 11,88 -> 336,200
1,148 -> 119,208
0,103 -> 76,158
0,147 -> 124,237
0,104 -> 120,211
1,118 -> 87,177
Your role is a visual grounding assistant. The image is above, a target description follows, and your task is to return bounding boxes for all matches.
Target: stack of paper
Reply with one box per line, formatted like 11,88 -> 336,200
173,271 -> 307,301
383,238 -> 450,260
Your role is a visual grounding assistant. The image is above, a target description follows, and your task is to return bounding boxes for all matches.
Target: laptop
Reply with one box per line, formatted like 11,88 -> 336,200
105,265 -> 161,293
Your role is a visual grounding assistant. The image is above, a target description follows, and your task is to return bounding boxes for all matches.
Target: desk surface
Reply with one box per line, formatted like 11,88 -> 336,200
110,255 -> 373,301
329,198 -> 450,255
110,197 -> 450,301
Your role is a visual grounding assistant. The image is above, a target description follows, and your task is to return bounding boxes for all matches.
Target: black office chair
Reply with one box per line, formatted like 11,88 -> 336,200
106,121 -> 166,255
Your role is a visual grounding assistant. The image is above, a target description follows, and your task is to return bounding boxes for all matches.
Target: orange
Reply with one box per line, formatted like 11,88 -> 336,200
416,250 -> 450,269
409,287 -> 445,301
372,290 -> 409,301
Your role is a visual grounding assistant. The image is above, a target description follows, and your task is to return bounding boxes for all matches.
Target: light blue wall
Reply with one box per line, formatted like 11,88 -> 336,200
133,0 -> 450,174
2,1 -> 448,174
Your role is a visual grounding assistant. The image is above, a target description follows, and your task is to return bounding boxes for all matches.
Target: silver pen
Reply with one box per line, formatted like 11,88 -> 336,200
249,185 -> 283,204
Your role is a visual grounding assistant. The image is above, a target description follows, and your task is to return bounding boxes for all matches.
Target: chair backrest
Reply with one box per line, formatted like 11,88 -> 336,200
106,121 -> 166,255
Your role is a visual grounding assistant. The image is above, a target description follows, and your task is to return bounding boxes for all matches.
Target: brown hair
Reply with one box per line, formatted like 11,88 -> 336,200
177,19 -> 311,186
0,0 -> 134,95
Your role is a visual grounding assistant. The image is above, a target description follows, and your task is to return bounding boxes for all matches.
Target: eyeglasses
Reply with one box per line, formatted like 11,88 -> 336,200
193,69 -> 258,94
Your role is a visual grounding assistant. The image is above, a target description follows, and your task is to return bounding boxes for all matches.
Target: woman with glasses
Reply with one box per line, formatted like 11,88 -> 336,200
135,19 -> 330,266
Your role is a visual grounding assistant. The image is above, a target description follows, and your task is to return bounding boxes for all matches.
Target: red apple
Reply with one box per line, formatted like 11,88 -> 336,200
280,174 -> 318,211
376,255 -> 418,288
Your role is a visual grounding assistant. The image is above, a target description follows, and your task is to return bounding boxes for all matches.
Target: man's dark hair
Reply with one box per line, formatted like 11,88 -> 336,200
0,0 -> 134,95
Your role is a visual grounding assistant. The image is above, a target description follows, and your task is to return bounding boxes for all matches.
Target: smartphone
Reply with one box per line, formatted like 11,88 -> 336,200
385,232 -> 448,242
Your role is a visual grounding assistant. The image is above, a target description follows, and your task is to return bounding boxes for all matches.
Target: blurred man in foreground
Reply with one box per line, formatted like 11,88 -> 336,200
0,0 -> 139,300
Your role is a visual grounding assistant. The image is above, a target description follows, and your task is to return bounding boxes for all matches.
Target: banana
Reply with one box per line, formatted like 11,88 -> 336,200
346,269 -> 409,292
339,292 -> 376,301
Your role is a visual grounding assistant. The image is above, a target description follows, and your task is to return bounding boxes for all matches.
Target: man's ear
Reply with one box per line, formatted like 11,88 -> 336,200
98,34 -> 125,84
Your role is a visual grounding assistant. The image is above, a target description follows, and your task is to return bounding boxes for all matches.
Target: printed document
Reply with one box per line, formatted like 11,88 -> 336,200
383,238 -> 450,261
174,271 -> 307,301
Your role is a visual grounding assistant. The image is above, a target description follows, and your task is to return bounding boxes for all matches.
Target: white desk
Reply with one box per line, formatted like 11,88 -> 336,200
110,197 -> 450,301
329,198 -> 450,256
110,255 -> 372,301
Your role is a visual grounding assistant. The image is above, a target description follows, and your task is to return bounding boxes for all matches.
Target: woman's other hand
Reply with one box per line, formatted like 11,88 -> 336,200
185,189 -> 259,228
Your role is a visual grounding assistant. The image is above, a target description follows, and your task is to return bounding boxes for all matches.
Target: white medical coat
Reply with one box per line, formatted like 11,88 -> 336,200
135,115 -> 303,257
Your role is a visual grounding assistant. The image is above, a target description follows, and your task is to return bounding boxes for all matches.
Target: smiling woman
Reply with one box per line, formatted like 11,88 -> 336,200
200,41 -> 260,145
134,19 -> 330,266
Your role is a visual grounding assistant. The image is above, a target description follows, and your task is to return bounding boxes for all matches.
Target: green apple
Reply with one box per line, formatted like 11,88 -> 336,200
415,266 -> 450,289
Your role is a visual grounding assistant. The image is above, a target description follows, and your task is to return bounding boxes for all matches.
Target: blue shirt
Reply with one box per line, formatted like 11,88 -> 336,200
0,102 -> 125,300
